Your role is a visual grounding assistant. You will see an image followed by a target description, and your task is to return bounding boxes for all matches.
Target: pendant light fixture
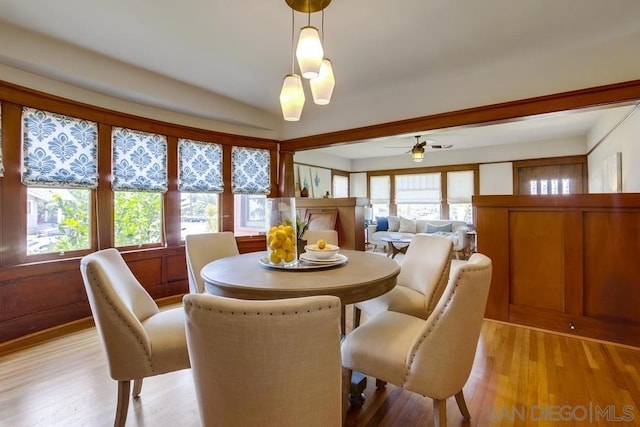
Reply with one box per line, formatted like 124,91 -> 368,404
281,0 -> 334,120
280,9 -> 305,121
310,8 -> 335,105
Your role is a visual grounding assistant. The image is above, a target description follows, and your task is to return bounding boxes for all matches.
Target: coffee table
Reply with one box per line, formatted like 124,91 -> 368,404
380,235 -> 412,259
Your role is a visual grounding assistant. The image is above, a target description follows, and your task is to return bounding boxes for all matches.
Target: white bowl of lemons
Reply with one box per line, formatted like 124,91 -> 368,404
304,240 -> 340,260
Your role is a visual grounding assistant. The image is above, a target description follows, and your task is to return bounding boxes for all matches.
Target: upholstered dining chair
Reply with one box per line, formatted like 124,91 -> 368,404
80,248 -> 190,427
353,234 -> 453,327
185,231 -> 239,293
302,229 -> 339,246
183,293 -> 343,427
341,253 -> 492,427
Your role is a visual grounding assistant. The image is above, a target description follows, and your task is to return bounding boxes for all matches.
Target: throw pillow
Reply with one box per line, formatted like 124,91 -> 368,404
387,216 -> 400,232
398,216 -> 417,233
375,217 -> 389,231
426,223 -> 453,233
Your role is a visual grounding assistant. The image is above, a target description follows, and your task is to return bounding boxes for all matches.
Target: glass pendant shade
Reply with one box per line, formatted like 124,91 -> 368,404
296,26 -> 324,79
412,147 -> 425,162
280,74 -> 305,121
310,58 -> 335,105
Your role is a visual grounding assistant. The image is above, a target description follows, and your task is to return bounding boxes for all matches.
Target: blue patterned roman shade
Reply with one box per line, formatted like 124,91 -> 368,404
22,107 -> 98,188
178,139 -> 223,193
231,147 -> 270,195
112,127 -> 167,192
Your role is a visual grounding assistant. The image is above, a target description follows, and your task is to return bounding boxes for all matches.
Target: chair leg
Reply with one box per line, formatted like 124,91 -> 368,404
132,378 -> 143,397
433,399 -> 447,427
454,390 -> 471,420
342,367 -> 353,423
375,378 -> 387,389
115,380 -> 131,427
353,306 -> 362,328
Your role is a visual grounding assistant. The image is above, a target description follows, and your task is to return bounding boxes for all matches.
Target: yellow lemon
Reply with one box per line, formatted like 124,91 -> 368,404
282,238 -> 293,251
275,230 -> 287,241
275,248 -> 286,260
317,239 -> 327,250
269,251 -> 281,264
284,251 -> 295,263
283,225 -> 294,236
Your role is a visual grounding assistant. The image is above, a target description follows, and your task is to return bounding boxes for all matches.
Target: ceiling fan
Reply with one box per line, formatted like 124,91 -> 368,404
389,135 -> 453,162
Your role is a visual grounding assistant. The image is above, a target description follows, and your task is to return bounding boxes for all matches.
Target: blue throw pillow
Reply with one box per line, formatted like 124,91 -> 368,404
375,217 -> 389,231
426,223 -> 453,233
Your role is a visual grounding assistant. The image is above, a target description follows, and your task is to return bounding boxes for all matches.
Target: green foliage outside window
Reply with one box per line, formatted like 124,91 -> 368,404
114,192 -> 162,246
52,190 -> 91,252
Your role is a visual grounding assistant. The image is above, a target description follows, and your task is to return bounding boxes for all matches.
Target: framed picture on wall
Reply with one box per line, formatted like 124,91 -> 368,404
308,166 -> 332,198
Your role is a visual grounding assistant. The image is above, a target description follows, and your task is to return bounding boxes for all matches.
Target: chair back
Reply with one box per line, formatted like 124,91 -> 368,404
185,231 -> 239,293
184,293 -> 342,427
399,234 -> 453,316
80,248 -> 159,380
302,229 -> 339,246
404,253 -> 492,399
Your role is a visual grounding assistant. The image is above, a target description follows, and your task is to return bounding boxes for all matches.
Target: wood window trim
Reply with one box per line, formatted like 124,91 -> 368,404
0,82 -> 278,268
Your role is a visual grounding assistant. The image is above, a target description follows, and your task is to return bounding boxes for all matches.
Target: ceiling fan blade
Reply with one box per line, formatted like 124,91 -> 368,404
429,144 -> 453,149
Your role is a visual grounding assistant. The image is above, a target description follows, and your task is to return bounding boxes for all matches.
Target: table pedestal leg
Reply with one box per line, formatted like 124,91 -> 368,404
348,371 -> 367,408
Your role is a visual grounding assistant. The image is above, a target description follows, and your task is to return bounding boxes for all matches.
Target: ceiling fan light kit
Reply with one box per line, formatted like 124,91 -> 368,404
280,0 -> 335,121
411,145 -> 425,162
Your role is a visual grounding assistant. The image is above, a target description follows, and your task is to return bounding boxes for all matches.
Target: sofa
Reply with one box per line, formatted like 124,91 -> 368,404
367,216 -> 470,258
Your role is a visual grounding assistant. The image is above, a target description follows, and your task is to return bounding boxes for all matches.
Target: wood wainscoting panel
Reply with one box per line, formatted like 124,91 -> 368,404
509,211 -> 565,312
584,211 -> 640,324
475,206 -> 509,321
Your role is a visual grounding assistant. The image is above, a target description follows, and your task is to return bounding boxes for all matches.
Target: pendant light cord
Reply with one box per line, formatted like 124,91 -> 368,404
290,8 -> 295,73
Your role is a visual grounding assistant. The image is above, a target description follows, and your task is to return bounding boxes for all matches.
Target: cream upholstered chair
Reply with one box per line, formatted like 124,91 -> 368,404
185,231 -> 239,293
183,293 -> 343,427
302,229 -> 339,246
342,253 -> 492,427
354,234 -> 453,327
80,248 -> 190,427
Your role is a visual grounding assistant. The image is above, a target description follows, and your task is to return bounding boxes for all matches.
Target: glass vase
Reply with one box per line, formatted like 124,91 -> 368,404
265,197 -> 298,266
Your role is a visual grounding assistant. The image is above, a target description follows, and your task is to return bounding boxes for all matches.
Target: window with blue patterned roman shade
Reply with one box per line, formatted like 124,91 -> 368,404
231,146 -> 270,194
112,127 -> 167,192
178,139 -> 223,193
22,107 -> 98,188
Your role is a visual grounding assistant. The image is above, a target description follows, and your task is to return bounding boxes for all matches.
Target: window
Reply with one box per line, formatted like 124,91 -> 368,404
517,161 -> 584,194
231,147 -> 270,235
178,139 -> 223,239
332,175 -> 349,197
22,107 -> 97,255
369,175 -> 390,218
395,173 -> 441,219
447,170 -> 474,224
112,127 -> 167,247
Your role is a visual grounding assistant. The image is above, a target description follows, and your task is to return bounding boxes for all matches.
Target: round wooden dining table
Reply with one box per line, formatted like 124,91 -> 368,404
201,249 -> 399,308
201,249 -> 398,409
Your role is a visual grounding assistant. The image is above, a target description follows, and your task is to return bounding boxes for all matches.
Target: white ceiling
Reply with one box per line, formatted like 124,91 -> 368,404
1,0 -> 640,153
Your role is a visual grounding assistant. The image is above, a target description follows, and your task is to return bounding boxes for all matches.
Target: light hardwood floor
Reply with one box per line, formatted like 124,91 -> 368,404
1,311 -> 639,426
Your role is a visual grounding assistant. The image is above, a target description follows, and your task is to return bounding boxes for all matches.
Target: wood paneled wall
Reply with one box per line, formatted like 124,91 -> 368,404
0,238 -> 264,343
475,194 -> 640,347
296,197 -> 368,251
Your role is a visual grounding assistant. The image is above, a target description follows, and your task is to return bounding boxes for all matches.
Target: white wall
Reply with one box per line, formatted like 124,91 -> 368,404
350,136 -> 586,172
293,151 -> 351,172
349,173 -> 367,197
587,105 -> 640,192
480,163 -> 514,195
